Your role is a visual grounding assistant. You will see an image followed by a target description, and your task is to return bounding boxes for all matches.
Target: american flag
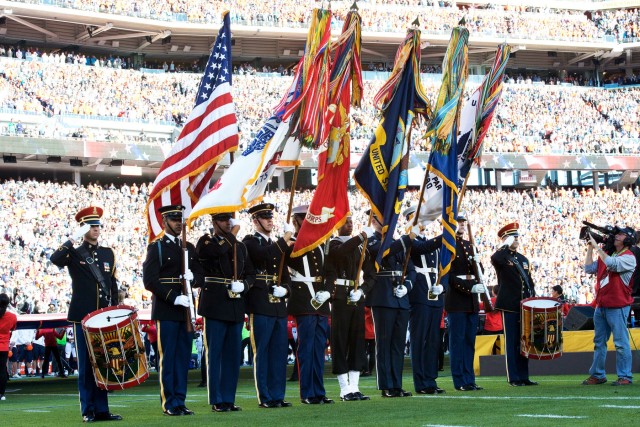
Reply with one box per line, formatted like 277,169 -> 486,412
145,12 -> 238,241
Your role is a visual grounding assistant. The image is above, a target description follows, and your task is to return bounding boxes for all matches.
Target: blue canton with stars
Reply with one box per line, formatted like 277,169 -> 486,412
195,12 -> 232,107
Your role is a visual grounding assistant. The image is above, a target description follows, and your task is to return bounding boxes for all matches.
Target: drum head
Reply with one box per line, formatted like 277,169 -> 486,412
84,308 -> 133,329
522,299 -> 559,309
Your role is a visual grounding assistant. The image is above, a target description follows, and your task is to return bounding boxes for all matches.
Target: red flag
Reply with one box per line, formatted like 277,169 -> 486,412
145,12 -> 238,241
292,11 -> 363,257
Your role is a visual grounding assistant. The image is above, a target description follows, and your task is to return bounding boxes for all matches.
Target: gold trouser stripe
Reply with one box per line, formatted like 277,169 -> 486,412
156,320 -> 167,411
249,314 -> 261,404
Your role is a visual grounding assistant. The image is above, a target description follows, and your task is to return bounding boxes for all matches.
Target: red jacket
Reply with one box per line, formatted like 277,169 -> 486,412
595,249 -> 634,309
0,311 -> 18,351
36,328 -> 65,347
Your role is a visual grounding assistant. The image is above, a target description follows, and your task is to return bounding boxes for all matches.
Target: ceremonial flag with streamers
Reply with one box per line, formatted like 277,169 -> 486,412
354,25 -> 431,270
292,9 -> 363,257
146,12 -> 238,241
418,43 -> 510,224
421,25 -> 469,284
189,9 -> 332,221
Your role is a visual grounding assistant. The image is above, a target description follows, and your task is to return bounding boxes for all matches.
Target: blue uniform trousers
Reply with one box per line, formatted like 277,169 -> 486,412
74,323 -> 109,417
250,314 -> 288,404
295,314 -> 329,399
448,312 -> 478,388
409,305 -> 443,391
204,318 -> 242,405
371,307 -> 409,390
156,320 -> 193,412
502,311 -> 529,382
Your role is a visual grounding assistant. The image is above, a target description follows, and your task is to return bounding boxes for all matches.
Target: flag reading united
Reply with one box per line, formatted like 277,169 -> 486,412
146,12 -> 238,241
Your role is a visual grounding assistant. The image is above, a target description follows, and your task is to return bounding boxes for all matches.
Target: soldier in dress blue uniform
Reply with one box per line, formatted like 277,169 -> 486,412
491,222 -> 538,387
361,211 -> 416,398
142,205 -> 204,416
403,206 -> 446,395
446,215 -> 485,391
195,212 -> 255,413
326,215 -> 372,401
286,205 -> 333,405
242,202 -> 294,408
50,206 -> 122,423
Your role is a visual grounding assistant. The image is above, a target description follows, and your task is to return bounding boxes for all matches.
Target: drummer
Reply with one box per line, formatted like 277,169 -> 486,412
50,206 -> 122,422
491,222 -> 538,387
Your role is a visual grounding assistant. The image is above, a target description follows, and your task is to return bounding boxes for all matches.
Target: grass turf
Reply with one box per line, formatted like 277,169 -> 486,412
1,362 -> 639,426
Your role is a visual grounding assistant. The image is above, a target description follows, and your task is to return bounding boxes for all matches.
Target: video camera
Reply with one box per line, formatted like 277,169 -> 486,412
579,221 -> 618,253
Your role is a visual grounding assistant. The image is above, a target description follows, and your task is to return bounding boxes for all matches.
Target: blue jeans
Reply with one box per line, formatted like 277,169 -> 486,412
589,306 -> 632,381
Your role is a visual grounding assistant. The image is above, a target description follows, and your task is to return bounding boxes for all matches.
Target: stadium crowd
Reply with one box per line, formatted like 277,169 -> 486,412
1,54 -> 639,155
1,179 -> 638,320
18,0 -> 640,42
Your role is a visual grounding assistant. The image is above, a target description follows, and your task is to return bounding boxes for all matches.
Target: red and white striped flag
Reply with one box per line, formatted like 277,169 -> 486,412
145,12 -> 238,241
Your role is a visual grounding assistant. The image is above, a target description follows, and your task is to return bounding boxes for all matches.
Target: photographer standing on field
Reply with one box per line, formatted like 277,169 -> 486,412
582,227 -> 637,386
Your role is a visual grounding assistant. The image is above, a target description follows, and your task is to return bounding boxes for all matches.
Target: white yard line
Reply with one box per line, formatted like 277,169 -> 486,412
518,414 -> 587,419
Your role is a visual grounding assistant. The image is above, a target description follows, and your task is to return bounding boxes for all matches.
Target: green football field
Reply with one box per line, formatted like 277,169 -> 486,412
1,362 -> 639,426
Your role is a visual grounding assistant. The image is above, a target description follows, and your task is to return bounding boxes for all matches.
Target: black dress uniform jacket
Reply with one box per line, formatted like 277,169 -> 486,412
446,238 -> 481,313
492,246 -> 536,312
142,235 -> 205,322
50,240 -> 118,322
362,234 -> 416,309
325,234 -> 366,304
242,233 -> 290,317
195,232 -> 256,323
287,242 -> 330,316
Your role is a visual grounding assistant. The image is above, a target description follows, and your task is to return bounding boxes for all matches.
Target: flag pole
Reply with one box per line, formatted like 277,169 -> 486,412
277,164 -> 300,285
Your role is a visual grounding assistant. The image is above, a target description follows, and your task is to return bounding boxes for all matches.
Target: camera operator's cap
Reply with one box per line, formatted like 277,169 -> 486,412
158,204 -> 185,220
75,206 -> 103,226
211,212 -> 233,221
619,226 -> 637,242
402,205 -> 417,221
292,204 -> 309,217
248,202 -> 275,219
498,222 -> 519,239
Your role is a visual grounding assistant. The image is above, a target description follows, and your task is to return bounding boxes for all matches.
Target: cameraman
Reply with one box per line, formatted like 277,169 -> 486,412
582,227 -> 637,386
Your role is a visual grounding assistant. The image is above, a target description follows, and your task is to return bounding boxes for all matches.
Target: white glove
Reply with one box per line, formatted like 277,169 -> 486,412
502,235 -> 515,248
230,280 -> 244,293
315,291 -> 330,303
182,269 -> 194,282
272,285 -> 287,298
70,224 -> 91,242
471,283 -> 487,294
349,289 -> 363,302
394,284 -> 408,298
362,226 -> 375,239
431,285 -> 444,296
174,295 -> 191,307
229,218 -> 239,228
283,223 -> 295,234
410,225 -> 422,236
472,254 -> 482,263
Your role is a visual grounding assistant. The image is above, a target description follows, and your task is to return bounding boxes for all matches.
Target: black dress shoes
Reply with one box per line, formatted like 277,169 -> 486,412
301,397 -> 321,404
456,384 -> 475,391
522,380 -> 538,386
94,412 -> 122,421
276,400 -> 292,407
470,383 -> 483,391
418,387 -> 446,395
509,381 -> 524,387
177,406 -> 194,415
341,392 -> 358,401
82,414 -> 95,423
396,389 -> 412,397
259,401 -> 278,408
212,404 -> 230,412
319,396 -> 335,404
163,408 -> 183,416
354,392 -> 370,400
381,389 -> 397,398
225,403 -> 241,411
